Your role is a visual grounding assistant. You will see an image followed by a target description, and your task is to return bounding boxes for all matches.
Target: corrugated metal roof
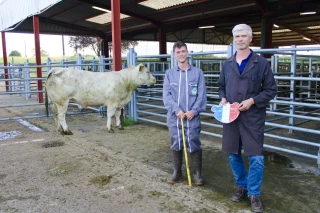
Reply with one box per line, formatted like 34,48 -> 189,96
86,13 -> 129,25
138,0 -> 196,10
0,0 -> 61,31
1,0 -> 320,46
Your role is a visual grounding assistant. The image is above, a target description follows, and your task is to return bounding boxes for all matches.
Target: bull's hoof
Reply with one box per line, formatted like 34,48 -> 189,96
108,129 -> 114,133
60,130 -> 73,135
118,126 -> 124,130
65,130 -> 73,135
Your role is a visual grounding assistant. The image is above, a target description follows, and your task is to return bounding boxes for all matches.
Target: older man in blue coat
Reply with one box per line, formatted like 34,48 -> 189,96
218,24 -> 277,213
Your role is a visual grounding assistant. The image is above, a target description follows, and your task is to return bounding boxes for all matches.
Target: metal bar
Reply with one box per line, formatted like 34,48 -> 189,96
33,15 -> 43,103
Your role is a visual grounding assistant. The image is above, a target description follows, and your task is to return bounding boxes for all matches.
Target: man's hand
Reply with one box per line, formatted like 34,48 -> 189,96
219,98 -> 228,106
185,111 -> 195,120
176,110 -> 185,119
238,98 -> 254,111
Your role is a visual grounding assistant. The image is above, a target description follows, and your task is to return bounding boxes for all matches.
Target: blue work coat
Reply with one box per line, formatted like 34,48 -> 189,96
218,52 -> 277,155
163,64 -> 207,129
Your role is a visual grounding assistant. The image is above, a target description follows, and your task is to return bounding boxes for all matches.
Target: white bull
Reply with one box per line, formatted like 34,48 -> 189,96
45,63 -> 156,135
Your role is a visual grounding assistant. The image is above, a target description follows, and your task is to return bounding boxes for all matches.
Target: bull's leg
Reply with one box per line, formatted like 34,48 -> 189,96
52,103 -> 65,133
52,103 -> 59,131
115,108 -> 124,130
56,101 -> 73,135
106,107 -> 116,133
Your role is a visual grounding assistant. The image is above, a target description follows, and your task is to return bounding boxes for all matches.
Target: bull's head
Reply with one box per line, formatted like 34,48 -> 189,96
137,63 -> 156,86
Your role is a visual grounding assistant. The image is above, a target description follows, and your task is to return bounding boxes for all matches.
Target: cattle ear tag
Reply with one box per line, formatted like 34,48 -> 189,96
211,102 -> 240,123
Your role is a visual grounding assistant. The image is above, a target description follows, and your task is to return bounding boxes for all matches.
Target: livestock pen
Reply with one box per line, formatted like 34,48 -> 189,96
1,45 -> 320,171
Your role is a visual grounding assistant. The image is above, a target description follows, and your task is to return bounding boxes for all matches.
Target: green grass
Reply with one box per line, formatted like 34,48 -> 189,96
0,54 -> 97,64
122,117 -> 136,126
89,175 -> 112,187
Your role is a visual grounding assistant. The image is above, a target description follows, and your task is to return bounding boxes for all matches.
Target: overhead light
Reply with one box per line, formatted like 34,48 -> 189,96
199,26 -> 215,29
139,0 -> 196,10
307,26 -> 320,29
92,6 -> 111,13
300,12 -> 316,15
273,24 -> 279,28
253,29 -> 291,35
303,37 -> 311,41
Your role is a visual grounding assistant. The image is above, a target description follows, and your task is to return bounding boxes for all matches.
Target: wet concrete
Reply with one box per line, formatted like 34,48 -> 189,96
16,119 -> 45,132
0,131 -> 21,141
200,149 -> 320,213
0,119 -> 44,141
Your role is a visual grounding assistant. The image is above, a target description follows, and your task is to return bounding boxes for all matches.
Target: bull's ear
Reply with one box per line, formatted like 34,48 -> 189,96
138,63 -> 145,72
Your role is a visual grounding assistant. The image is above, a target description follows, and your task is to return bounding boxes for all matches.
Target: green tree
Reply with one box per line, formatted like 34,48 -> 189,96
31,48 -> 49,57
9,50 -> 22,57
68,36 -> 138,57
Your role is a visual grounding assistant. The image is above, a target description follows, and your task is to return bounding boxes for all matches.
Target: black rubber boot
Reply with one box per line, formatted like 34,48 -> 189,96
190,150 -> 204,186
167,150 -> 183,184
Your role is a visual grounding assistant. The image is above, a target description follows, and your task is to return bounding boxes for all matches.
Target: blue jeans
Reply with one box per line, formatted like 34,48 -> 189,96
228,153 -> 264,196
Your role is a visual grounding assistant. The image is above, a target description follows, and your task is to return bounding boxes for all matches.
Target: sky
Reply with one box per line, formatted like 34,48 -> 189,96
0,33 -> 76,57
0,32 -> 228,58
1,32 -> 319,58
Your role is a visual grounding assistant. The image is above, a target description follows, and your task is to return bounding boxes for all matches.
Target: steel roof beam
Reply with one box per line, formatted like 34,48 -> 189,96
274,19 -> 320,44
76,0 -> 160,26
39,17 -> 105,38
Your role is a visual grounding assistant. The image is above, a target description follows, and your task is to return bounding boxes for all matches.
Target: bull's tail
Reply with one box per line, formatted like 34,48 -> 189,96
45,88 -> 49,117
44,72 -> 53,117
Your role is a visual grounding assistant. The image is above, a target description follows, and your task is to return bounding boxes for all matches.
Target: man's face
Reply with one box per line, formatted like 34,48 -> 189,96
174,46 -> 188,63
234,30 -> 252,51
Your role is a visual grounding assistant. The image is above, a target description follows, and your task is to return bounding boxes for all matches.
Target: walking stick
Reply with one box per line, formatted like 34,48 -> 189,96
180,117 -> 192,187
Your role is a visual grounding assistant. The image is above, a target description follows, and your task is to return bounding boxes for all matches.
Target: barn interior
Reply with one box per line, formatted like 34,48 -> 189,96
1,0 -> 320,49
0,1 -> 320,212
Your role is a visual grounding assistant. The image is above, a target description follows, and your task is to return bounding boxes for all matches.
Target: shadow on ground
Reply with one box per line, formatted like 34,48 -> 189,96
99,122 -> 320,213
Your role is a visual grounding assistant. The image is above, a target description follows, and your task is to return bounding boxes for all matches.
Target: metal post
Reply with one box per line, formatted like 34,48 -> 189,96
275,55 -> 279,73
289,45 -> 297,133
1,32 -> 9,92
271,55 -> 275,72
308,58 -> 312,98
111,0 -> 122,72
127,48 -> 137,122
189,51 -> 193,67
227,44 -> 233,58
24,60 -> 31,100
8,62 -> 12,92
99,56 -> 104,72
272,55 -> 278,111
127,49 -> 131,65
133,50 -> 138,122
315,149 -> 320,174
76,54 -> 82,70
46,57 -> 51,75
92,57 -> 95,72
99,52 -> 106,116
170,50 -> 177,68
126,50 -> 132,120
60,58 -> 64,68
18,64 -> 22,94
75,56 -> 83,111
33,15 -> 43,103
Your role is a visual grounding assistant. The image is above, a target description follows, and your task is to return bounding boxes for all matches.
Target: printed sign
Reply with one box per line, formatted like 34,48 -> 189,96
211,102 -> 240,123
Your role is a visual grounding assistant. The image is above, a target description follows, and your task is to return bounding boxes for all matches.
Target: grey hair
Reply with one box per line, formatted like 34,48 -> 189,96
232,24 -> 252,37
